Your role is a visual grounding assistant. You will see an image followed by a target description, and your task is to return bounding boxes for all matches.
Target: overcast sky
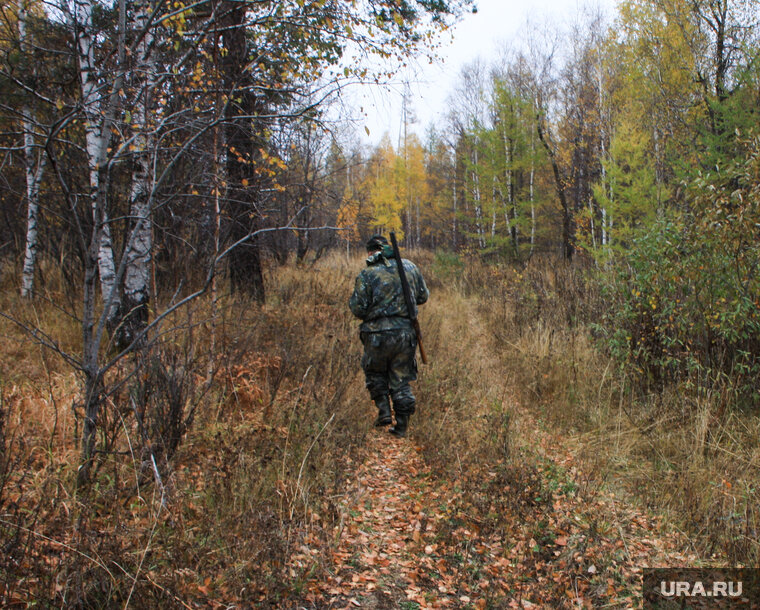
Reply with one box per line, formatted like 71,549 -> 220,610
348,0 -> 619,147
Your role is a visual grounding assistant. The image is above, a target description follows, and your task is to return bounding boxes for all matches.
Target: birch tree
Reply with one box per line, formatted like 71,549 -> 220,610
73,0 -> 120,324
16,0 -> 47,298
1,0 -> 476,482
120,0 -> 156,347
449,60 -> 489,250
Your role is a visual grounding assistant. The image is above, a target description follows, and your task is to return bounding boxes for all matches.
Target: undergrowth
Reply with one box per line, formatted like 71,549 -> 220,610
0,253 -> 370,605
1,246 -> 757,607
473,253 -> 760,566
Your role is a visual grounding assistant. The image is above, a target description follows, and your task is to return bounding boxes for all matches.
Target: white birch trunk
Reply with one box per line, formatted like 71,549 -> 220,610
122,0 -> 156,346
472,146 -> 485,248
529,161 -> 535,256
20,109 -> 46,299
19,1 -> 47,298
74,0 -> 118,320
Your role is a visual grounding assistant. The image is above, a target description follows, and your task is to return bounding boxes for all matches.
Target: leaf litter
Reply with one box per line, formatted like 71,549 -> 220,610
285,418 -> 700,609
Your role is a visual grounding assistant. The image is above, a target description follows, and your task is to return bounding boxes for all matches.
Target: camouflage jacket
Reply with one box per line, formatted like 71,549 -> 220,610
349,254 -> 429,332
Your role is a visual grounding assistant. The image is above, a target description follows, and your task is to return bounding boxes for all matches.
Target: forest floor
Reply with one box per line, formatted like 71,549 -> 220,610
287,409 -> 698,609
4,253 -> 747,608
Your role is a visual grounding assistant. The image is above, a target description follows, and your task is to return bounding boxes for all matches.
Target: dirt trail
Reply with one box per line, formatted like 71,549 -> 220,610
286,293 -> 699,609
289,417 -> 698,610
293,431 -> 476,608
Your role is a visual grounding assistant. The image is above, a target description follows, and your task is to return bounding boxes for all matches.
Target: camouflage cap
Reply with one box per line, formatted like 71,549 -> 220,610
365,234 -> 389,251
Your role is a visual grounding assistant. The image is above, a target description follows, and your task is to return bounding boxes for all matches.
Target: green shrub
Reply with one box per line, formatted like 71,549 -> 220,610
595,139 -> 760,405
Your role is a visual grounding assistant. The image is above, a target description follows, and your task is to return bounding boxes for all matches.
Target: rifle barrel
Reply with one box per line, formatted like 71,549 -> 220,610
389,232 -> 427,364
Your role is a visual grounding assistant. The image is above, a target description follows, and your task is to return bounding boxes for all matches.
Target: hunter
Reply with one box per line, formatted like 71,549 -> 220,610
349,234 -> 429,438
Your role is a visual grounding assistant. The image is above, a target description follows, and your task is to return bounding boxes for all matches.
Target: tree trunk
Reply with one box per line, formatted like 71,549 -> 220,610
18,1 -> 46,299
472,146 -> 485,249
20,113 -> 46,299
75,0 -> 120,320
537,114 -> 573,261
452,175 -> 458,250
504,131 -> 518,257
222,1 -> 265,303
78,191 -> 105,486
598,54 -> 608,249
74,0 -> 129,480
415,197 -> 420,248
121,0 -> 156,349
529,112 -> 536,256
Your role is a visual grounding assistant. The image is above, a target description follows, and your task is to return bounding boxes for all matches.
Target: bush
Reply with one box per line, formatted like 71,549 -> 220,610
595,140 -> 760,406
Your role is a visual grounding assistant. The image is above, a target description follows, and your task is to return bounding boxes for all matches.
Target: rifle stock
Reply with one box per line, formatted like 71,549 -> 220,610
389,232 -> 428,365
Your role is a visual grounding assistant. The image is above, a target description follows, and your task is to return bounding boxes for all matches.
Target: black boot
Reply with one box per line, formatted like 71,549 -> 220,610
373,396 -> 392,427
389,413 -> 409,438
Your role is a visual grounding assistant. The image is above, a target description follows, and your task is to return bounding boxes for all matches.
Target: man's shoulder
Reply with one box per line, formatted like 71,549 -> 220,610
358,263 -> 390,282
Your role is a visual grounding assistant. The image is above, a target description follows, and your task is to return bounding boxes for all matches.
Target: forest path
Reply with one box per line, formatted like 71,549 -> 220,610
286,291 -> 699,609
289,416 -> 699,609
292,430 -> 495,609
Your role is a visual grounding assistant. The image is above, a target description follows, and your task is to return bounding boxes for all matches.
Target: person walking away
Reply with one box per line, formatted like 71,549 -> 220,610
349,235 -> 429,438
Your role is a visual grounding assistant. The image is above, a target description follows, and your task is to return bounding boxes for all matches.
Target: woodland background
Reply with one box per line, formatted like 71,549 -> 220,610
1,0 -> 759,606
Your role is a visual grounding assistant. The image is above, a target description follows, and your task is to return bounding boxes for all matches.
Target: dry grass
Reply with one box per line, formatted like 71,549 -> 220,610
478,255 -> 760,566
0,252 -> 373,605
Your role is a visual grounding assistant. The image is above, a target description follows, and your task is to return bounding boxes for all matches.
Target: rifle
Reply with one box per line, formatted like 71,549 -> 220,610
389,232 -> 428,364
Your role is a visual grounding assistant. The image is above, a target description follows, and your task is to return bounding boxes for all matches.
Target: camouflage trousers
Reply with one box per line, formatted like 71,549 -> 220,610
360,328 -> 417,415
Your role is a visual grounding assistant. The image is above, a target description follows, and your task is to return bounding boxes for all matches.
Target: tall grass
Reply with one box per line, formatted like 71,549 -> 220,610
0,249 -> 519,606
476,254 -> 760,565
0,252 -> 372,604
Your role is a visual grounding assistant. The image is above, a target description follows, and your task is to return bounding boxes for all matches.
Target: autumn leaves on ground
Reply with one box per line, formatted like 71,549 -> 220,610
1,252 -> 756,607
